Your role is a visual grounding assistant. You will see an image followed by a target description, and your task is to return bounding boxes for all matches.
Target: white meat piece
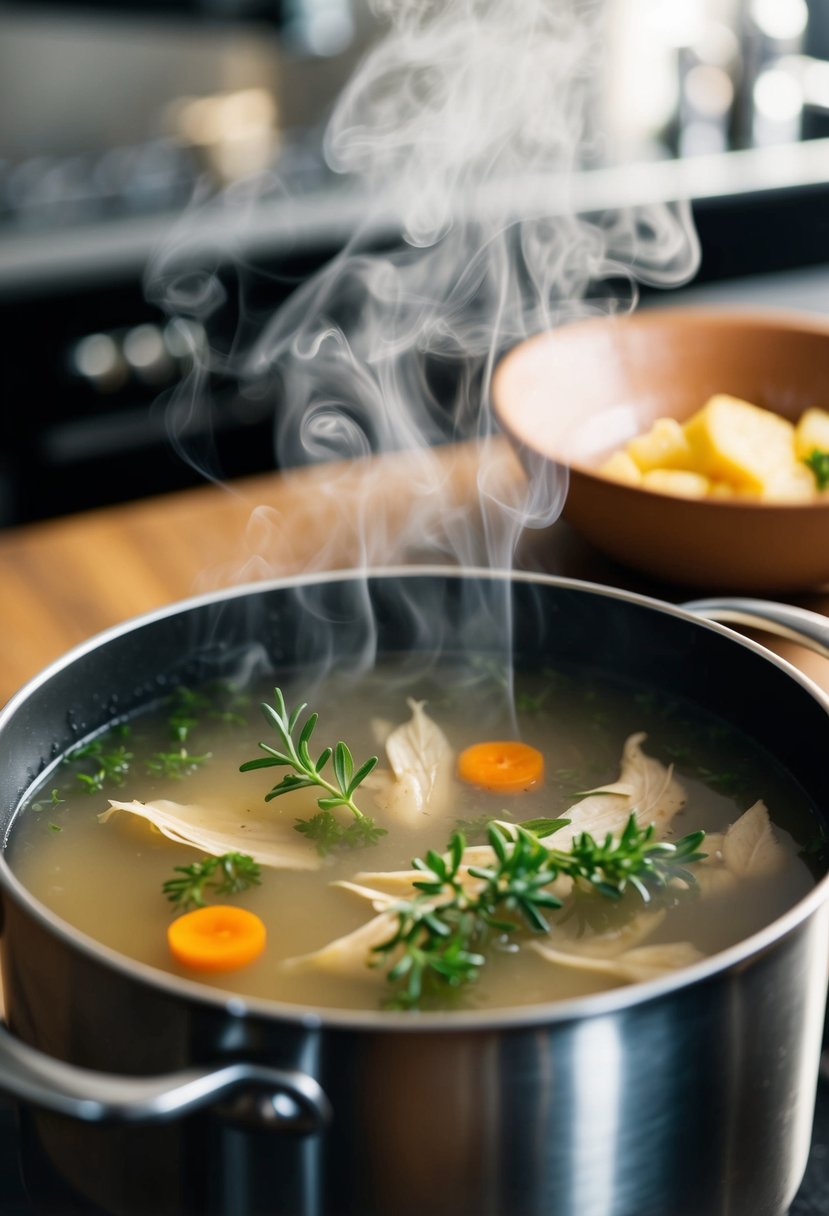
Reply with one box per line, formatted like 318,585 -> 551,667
542,910 -> 667,959
461,733 -> 685,870
530,939 -> 703,983
366,699 -> 454,827
100,799 -> 320,870
721,799 -> 787,878
281,911 -> 398,977
546,731 -> 686,848
690,802 -> 787,898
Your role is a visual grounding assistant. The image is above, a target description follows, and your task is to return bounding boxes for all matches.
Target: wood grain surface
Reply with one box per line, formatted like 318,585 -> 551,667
1,437 -> 827,704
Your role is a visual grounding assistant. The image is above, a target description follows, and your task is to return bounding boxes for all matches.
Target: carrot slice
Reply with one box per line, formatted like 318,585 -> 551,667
167,905 -> 266,973
457,741 -> 544,793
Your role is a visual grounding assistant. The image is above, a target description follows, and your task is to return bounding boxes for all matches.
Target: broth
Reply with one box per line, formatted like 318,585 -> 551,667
10,659 -> 817,1012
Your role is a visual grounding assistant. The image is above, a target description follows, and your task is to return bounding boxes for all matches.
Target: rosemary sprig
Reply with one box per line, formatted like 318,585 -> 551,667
162,851 -> 261,912
240,688 -> 385,848
373,816 -> 706,1008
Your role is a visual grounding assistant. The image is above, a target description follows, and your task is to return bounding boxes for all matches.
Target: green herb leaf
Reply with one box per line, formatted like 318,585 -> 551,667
294,810 -> 387,856
294,811 -> 344,854
241,688 -> 380,831
145,749 -> 212,780
519,817 -> 570,837
65,737 -> 134,794
31,788 -> 65,812
163,851 -> 261,912
804,448 -> 829,491
166,683 -> 250,744
373,815 -> 706,1009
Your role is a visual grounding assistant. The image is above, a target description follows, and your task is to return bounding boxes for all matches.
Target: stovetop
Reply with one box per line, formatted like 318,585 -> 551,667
0,1077 -> 827,1215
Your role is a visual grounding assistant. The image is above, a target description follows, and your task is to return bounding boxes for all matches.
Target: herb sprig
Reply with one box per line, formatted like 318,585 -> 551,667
163,852 -> 261,912
145,749 -> 212,780
50,683 -> 249,802
805,448 -> 829,491
373,816 -> 706,1008
295,810 -> 388,856
64,729 -> 134,795
240,689 -> 385,854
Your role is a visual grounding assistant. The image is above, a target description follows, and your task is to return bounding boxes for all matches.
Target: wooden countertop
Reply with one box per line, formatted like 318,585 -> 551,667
1,436 -> 828,704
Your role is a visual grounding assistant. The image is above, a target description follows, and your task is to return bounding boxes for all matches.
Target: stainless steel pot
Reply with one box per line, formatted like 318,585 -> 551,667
0,568 -> 828,1216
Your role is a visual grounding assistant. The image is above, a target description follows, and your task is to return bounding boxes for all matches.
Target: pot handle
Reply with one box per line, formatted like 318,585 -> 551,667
0,1020 -> 331,1131
682,598 -> 829,660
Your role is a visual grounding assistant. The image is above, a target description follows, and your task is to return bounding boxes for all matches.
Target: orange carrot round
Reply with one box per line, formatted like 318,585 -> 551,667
167,905 -> 267,973
457,740 -> 544,793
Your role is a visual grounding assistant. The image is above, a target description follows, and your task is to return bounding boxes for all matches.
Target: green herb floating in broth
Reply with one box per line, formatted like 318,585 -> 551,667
295,810 -> 389,857
13,661 -> 819,1012
65,729 -> 134,795
163,851 -> 261,912
146,682 -> 253,780
53,683 -> 251,802
145,749 -> 212,781
167,683 -> 251,742
240,688 -> 384,852
369,817 -> 707,1008
30,788 -> 65,813
282,728 -> 799,1009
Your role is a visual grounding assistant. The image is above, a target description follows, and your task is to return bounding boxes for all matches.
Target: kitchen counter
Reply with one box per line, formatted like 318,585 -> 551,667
1,436 -> 827,706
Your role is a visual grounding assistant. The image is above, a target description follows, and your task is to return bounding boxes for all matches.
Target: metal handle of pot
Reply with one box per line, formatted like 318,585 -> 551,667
0,1020 -> 331,1131
682,598 -> 829,660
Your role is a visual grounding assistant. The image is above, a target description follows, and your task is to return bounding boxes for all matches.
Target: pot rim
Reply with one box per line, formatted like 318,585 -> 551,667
2,564 -> 828,1034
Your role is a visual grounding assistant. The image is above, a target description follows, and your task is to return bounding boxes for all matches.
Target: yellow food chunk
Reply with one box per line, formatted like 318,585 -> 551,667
626,417 -> 692,472
683,394 -> 796,493
597,396 -> 827,502
598,451 -> 642,485
761,462 -> 818,503
640,469 -> 710,498
707,481 -> 738,499
794,408 -> 829,461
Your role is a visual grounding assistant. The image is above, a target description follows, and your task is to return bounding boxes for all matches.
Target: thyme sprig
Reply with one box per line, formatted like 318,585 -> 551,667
54,683 -> 248,800
64,730 -> 134,795
240,689 -> 385,851
162,851 -> 261,912
145,749 -> 212,780
373,816 -> 706,1008
167,683 -> 250,743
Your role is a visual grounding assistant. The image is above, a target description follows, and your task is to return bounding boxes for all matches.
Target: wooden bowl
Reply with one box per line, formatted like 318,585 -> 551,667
492,309 -> 829,591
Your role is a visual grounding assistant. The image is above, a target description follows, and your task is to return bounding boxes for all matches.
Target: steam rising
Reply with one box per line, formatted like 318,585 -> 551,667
146,0 -> 699,659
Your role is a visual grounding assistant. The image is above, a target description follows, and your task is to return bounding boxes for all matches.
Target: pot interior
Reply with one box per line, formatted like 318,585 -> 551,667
1,569 -> 828,1018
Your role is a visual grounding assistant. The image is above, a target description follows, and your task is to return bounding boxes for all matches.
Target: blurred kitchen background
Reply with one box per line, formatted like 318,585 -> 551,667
2,0 -> 829,525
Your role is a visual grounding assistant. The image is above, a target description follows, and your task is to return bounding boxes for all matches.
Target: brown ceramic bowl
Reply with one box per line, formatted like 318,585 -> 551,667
492,308 -> 829,592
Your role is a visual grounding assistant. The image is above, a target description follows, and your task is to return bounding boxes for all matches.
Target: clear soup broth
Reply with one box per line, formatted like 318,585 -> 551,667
10,658 -> 818,1012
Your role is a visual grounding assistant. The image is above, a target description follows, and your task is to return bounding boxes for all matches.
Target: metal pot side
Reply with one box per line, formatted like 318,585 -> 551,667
0,569 -> 827,1216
